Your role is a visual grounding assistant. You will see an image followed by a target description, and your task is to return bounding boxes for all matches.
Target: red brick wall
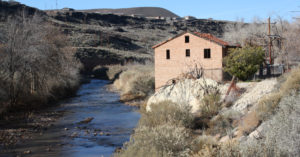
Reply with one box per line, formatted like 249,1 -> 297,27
154,32 -> 224,89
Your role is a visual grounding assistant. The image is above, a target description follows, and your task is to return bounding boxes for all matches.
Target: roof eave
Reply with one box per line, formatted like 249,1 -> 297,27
152,32 -> 188,49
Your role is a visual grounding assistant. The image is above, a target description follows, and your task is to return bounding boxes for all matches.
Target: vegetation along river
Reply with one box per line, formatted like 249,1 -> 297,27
1,79 -> 141,157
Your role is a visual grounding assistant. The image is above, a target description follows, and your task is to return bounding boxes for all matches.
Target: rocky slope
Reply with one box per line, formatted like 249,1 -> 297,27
147,78 -> 277,114
47,10 -> 235,74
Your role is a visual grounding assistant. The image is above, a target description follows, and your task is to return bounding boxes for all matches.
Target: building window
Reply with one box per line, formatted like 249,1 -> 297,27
185,36 -> 189,43
166,49 -> 170,59
186,49 -> 190,57
204,49 -> 211,58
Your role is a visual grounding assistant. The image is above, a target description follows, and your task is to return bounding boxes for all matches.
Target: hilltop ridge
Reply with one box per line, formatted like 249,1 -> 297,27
77,7 -> 180,18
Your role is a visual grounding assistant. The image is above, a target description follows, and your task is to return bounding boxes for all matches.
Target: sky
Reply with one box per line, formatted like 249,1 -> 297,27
14,0 -> 300,22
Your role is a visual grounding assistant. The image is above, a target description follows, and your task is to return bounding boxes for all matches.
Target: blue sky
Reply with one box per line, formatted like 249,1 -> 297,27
15,0 -> 300,22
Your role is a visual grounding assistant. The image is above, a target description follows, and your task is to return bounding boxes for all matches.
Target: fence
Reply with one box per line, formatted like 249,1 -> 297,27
255,64 -> 285,79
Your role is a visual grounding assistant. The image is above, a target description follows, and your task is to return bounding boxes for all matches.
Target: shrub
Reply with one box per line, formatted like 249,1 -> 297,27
193,83 -> 222,130
237,110 -> 260,136
115,101 -> 198,157
263,93 -> 300,156
280,66 -> 300,94
200,88 -> 221,119
224,46 -> 265,81
139,101 -> 194,128
256,92 -> 282,120
106,64 -> 126,81
192,140 -> 240,157
115,124 -> 193,157
191,135 -> 217,153
207,111 -> 240,136
113,62 -> 154,101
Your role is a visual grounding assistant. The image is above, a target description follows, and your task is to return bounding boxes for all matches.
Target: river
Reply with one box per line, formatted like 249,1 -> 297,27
1,79 -> 140,157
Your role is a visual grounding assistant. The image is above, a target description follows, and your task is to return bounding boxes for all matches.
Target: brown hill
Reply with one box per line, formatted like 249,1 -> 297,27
78,7 -> 180,18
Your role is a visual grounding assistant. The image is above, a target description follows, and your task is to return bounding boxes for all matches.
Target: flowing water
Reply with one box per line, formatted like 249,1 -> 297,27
1,79 -> 140,157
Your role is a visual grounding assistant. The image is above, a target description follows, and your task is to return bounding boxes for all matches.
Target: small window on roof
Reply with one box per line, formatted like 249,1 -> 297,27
166,49 -> 170,59
186,49 -> 190,57
204,49 -> 211,59
185,36 -> 189,43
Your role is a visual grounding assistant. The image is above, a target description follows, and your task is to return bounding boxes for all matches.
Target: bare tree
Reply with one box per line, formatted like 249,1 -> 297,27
222,17 -> 300,65
0,13 -> 81,107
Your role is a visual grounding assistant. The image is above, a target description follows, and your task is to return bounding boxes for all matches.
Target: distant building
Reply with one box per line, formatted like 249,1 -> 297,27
152,32 -> 238,89
184,16 -> 197,20
62,7 -> 75,11
130,14 -> 143,18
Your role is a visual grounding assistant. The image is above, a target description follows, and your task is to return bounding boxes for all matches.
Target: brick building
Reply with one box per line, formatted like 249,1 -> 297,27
152,32 -> 237,89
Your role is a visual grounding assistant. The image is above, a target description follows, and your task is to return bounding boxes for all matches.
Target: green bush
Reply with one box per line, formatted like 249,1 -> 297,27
224,46 -> 265,81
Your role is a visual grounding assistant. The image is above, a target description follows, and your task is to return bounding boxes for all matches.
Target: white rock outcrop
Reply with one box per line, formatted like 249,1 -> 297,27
146,78 -> 219,113
232,79 -> 277,112
147,78 -> 277,115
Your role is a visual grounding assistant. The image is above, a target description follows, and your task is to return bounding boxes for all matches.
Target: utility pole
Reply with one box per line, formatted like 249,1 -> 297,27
268,17 -> 272,65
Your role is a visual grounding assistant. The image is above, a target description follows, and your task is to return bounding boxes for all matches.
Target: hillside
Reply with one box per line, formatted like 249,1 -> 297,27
1,1 -> 236,76
47,11 -> 235,75
78,7 -> 180,18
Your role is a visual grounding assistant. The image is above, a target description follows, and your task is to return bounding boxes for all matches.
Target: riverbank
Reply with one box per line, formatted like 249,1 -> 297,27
103,63 -> 154,107
0,78 -> 87,149
0,109 -> 64,151
115,67 -> 300,157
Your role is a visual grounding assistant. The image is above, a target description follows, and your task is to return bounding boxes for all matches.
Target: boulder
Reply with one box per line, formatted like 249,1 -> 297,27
78,117 -> 94,124
232,79 -> 277,112
146,78 -> 219,113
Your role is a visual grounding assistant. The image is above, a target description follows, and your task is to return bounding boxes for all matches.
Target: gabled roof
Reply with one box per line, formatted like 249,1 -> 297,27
152,31 -> 234,49
193,32 -> 230,47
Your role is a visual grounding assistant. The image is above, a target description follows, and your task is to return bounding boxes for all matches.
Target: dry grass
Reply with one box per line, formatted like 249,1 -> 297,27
192,140 -> 241,157
113,62 -> 154,102
191,135 -> 217,153
237,110 -> 260,137
239,93 -> 300,157
115,101 -> 197,157
207,110 -> 241,137
139,101 -> 195,128
106,64 -> 127,81
115,124 -> 193,157
199,88 -> 222,119
280,67 -> 300,93
256,92 -> 282,120
255,66 -> 300,121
